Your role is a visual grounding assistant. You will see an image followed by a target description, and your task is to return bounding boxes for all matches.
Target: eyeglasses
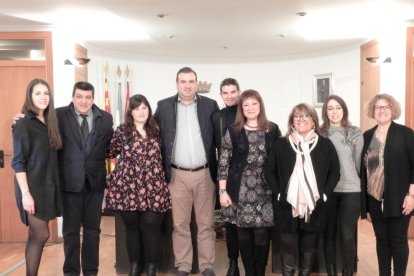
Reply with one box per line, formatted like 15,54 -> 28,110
374,105 -> 390,112
293,114 -> 311,121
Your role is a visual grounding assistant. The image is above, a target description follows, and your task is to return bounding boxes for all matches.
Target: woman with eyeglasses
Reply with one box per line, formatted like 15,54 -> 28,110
266,103 -> 340,276
320,95 -> 363,276
361,94 -> 414,276
218,89 -> 281,276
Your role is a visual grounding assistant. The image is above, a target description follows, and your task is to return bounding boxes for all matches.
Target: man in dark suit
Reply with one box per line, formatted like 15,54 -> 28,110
155,67 -> 219,276
211,78 -> 241,276
57,81 -> 113,276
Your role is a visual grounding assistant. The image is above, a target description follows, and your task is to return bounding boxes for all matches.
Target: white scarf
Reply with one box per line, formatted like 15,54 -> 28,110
287,129 -> 320,222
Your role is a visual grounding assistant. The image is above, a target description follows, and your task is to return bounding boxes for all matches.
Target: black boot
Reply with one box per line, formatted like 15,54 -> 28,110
342,268 -> 353,276
326,264 -> 337,276
280,252 -> 296,276
129,261 -> 141,276
254,244 -> 269,276
226,259 -> 240,276
298,251 -> 314,276
239,240 -> 255,276
147,263 -> 156,276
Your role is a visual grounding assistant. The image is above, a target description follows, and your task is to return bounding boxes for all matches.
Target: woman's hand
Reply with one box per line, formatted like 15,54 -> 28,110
219,192 -> 233,208
402,194 -> 414,215
22,192 -> 35,215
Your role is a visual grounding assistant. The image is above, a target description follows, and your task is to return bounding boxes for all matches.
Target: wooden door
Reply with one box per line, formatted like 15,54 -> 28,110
360,40 -> 380,132
0,32 -> 56,242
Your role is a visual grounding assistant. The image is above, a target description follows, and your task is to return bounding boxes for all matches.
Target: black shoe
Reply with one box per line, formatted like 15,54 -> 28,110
201,268 -> 216,276
281,252 -> 296,276
342,268 -> 354,276
175,270 -> 190,276
226,259 -> 240,276
147,263 -> 156,276
129,261 -> 141,276
326,264 -> 337,276
298,252 -> 314,276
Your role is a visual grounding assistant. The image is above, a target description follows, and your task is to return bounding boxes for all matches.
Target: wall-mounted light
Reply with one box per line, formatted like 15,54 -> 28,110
364,57 -> 392,65
64,58 -> 91,66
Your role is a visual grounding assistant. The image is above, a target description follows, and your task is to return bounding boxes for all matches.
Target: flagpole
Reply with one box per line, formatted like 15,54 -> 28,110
125,65 -> 130,113
116,65 -> 123,126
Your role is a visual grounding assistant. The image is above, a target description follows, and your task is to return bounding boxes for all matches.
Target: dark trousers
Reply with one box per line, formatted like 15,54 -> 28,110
62,186 -> 104,276
324,192 -> 361,269
368,195 -> 411,276
225,222 -> 239,260
119,211 -> 165,265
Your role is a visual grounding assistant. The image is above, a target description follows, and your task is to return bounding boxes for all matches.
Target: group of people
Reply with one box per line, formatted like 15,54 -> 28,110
11,66 -> 414,276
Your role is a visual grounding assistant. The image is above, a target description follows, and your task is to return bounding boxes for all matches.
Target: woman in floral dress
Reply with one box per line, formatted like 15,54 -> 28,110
218,89 -> 281,276
106,94 -> 171,276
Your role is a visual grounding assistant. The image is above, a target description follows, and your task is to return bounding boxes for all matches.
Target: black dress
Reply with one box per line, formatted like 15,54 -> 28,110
12,112 -> 62,225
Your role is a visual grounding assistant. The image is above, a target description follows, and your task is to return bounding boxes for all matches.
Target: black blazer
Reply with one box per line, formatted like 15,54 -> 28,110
56,103 -> 113,192
154,94 -> 219,183
360,122 -> 414,218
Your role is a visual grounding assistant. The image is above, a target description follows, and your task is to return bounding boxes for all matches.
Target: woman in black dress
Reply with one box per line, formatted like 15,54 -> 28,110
106,94 -> 171,276
218,89 -> 281,276
12,78 -> 62,276
266,103 -> 340,276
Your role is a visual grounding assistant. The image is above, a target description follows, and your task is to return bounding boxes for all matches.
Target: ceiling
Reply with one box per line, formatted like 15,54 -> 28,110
1,0 -> 414,63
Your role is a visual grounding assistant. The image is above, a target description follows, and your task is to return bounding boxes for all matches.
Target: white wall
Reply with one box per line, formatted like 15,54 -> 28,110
82,47 -> 360,134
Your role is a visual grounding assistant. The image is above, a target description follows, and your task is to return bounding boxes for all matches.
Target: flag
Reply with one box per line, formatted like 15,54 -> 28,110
103,62 -> 116,174
115,65 -> 123,126
125,65 -> 131,112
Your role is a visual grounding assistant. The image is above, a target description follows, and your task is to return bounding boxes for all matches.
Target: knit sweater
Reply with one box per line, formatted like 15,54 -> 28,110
327,126 -> 363,192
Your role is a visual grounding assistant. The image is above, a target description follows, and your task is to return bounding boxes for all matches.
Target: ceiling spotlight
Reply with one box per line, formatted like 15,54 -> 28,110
64,58 -> 91,66
296,12 -> 307,17
365,57 -> 392,64
278,34 -> 288,38
157,13 -> 165,18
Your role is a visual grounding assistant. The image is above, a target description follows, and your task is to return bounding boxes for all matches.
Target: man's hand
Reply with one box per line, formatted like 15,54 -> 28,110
13,113 -> 25,126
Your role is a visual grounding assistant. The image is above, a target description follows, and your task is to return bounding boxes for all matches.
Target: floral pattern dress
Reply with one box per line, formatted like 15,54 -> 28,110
218,129 -> 274,227
106,124 -> 171,212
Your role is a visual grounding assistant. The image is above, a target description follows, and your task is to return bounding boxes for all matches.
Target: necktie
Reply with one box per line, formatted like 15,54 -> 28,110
80,114 -> 89,140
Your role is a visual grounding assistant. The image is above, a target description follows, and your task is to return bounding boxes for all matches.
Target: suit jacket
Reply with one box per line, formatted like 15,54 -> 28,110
56,103 -> 113,192
154,93 -> 219,183
360,122 -> 414,218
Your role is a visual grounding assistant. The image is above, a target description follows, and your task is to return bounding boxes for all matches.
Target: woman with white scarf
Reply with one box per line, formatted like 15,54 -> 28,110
266,103 -> 340,276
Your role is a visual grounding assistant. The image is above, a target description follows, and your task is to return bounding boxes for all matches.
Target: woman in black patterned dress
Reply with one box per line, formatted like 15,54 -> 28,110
218,89 -> 281,276
106,94 -> 171,276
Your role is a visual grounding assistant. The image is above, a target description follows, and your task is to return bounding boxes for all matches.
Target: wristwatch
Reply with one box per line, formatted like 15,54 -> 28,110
219,189 -> 227,195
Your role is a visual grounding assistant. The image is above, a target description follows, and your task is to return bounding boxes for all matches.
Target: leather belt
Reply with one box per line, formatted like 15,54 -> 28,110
171,163 -> 208,172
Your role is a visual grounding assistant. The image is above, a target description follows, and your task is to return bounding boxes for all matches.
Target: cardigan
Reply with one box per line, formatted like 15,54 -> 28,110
266,135 -> 340,232
223,122 -> 281,203
360,122 -> 414,218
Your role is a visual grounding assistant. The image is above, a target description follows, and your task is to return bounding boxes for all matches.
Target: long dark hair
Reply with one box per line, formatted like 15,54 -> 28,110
124,94 -> 159,139
22,78 -> 62,150
320,95 -> 351,136
233,89 -> 271,132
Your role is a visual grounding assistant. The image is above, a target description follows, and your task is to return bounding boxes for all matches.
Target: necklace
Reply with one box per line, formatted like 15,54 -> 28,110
245,122 -> 258,129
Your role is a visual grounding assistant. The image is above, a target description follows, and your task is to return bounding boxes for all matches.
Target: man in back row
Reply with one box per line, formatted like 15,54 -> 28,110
155,67 -> 219,276
211,78 -> 241,276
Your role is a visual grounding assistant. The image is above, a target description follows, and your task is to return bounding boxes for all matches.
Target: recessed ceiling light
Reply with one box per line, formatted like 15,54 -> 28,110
296,12 -> 307,17
222,46 -> 228,49
157,13 -> 165,18
164,34 -> 174,39
278,34 -> 288,37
